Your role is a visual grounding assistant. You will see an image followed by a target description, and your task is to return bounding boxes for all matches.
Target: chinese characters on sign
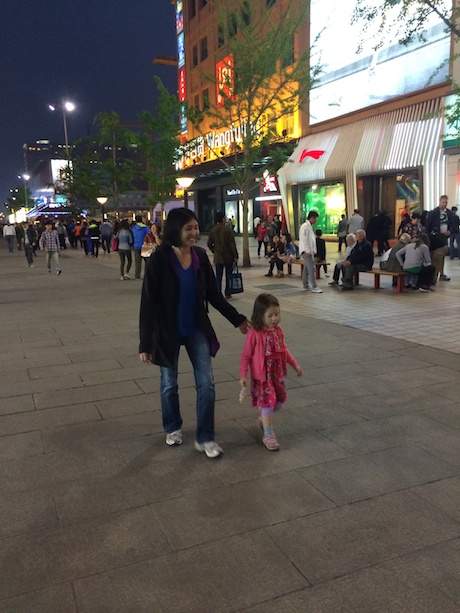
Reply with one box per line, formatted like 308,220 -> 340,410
216,55 -> 235,107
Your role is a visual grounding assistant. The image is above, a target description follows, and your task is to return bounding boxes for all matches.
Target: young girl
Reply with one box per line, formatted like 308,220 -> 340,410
240,293 -> 303,451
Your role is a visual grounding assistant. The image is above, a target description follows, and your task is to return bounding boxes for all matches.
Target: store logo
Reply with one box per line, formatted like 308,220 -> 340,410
299,149 -> 325,162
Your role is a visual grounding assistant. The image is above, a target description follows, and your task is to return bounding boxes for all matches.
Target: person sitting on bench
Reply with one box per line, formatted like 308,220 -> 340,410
341,229 -> 374,291
265,235 -> 286,278
380,232 -> 411,286
329,233 -> 356,286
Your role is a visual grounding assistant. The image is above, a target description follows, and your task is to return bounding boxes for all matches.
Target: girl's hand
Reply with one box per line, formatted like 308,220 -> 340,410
139,352 -> 152,363
240,378 -> 247,388
238,319 -> 250,334
295,366 -> 303,377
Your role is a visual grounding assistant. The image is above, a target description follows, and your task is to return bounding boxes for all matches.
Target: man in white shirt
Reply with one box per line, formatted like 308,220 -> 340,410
3,222 -> 16,253
298,211 -> 322,293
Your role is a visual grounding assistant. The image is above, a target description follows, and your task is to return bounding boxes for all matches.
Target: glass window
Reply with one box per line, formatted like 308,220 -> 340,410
192,45 -> 198,67
218,24 -> 225,48
282,35 -> 295,68
200,36 -> 208,61
300,182 -> 346,235
189,0 -> 196,19
202,88 -> 210,110
267,0 -> 276,7
242,1 -> 251,26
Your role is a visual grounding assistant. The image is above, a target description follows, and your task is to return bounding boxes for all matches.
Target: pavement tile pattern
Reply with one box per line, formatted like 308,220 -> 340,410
1,236 -> 460,612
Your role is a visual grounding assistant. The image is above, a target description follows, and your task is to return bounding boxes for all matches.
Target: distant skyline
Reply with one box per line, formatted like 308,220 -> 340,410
0,1 -> 177,207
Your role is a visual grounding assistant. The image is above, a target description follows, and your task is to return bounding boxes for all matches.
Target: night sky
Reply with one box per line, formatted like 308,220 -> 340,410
0,1 -> 177,207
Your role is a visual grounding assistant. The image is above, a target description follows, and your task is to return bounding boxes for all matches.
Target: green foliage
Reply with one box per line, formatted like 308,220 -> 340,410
187,0 -> 315,266
136,77 -> 181,208
352,0 -> 459,49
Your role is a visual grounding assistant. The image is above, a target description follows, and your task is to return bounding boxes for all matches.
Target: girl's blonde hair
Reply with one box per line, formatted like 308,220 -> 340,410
251,293 -> 280,330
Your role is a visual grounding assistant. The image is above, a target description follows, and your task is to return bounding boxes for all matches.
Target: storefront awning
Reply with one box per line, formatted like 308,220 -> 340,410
278,98 -> 446,212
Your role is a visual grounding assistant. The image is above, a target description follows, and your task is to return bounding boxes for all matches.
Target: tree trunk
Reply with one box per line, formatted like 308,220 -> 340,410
242,189 -> 251,268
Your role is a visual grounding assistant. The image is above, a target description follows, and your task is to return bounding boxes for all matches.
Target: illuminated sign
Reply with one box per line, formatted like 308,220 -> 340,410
50,159 -> 72,183
310,0 -> 450,123
176,0 -> 183,34
262,170 -> 278,193
180,104 -> 187,134
216,55 -> 235,107
299,149 -> 325,162
177,32 -> 185,68
178,67 -> 186,103
175,118 -> 264,169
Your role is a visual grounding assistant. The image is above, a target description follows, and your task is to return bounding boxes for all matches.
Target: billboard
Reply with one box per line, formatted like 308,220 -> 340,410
216,55 -> 235,107
310,0 -> 451,124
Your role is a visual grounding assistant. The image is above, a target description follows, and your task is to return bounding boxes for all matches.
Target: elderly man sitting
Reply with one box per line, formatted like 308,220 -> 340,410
329,233 -> 356,286
341,229 -> 374,291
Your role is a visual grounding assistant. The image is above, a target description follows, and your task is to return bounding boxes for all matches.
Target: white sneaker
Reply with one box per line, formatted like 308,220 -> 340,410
311,287 -> 322,293
123,274 -> 131,280
302,287 -> 311,292
166,430 -> 183,446
120,276 -> 125,281
194,441 -> 223,458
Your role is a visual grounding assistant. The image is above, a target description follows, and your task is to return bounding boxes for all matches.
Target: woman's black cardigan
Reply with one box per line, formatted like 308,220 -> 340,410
139,245 -> 247,368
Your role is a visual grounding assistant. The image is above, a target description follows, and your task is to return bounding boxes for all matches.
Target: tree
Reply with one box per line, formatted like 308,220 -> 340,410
94,111 -> 139,210
352,0 -> 459,47
185,0 -> 318,267
352,0 -> 460,134
66,136 -> 104,215
136,76 -> 181,214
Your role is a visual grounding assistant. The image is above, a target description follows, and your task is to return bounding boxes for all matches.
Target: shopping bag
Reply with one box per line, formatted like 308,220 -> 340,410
228,263 -> 244,294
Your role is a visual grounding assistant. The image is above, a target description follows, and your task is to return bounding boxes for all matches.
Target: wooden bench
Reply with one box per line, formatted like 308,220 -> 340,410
354,269 -> 407,293
287,259 -> 329,279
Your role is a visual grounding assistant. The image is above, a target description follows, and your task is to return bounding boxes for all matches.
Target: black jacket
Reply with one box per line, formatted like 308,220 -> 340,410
347,239 -> 374,269
425,207 -> 455,248
139,245 -> 247,368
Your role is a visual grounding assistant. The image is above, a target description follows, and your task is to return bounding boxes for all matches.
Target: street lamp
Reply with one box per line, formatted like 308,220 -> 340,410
97,196 -> 108,220
18,174 -> 30,209
176,177 -> 194,209
49,100 -> 76,161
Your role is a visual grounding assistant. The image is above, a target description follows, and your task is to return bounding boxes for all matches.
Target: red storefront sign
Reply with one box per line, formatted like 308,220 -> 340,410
178,67 -> 186,103
216,55 -> 235,107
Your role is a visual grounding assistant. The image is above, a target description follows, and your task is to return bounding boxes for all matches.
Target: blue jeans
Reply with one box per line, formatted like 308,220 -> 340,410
6,236 -> 14,253
449,233 -> 460,258
215,262 -> 233,297
160,330 -> 215,443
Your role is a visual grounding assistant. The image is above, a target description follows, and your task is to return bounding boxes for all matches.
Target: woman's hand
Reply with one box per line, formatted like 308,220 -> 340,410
139,352 -> 152,363
238,319 -> 250,334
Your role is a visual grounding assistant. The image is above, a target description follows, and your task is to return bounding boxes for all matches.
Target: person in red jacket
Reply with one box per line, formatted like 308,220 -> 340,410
240,293 -> 303,451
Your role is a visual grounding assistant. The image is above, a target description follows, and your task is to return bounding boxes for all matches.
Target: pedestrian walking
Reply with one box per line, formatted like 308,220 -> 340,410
139,208 -> 249,458
4,222 -> 15,253
117,220 -> 133,280
207,211 -> 239,298
39,221 -> 61,275
240,293 -> 303,451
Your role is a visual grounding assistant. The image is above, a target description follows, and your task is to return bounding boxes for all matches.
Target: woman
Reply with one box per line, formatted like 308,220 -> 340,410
117,219 -> 133,280
396,235 -> 436,292
257,221 -> 268,257
139,208 -> 249,458
265,235 -> 286,278
141,221 -> 162,260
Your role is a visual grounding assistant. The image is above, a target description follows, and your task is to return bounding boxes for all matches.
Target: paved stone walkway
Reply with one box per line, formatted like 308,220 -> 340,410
1,236 -> 460,612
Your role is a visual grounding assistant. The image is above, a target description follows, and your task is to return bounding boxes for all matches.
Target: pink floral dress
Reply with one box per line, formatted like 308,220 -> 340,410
250,328 -> 287,408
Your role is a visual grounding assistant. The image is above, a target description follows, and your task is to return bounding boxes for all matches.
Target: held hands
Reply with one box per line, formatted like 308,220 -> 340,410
238,319 -> 251,334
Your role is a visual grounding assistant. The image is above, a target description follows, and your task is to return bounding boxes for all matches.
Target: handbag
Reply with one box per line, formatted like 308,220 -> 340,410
228,263 -> 244,294
111,236 -> 119,251
141,235 -> 156,258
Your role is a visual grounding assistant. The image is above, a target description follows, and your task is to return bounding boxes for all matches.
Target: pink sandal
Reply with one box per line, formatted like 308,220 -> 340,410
262,433 -> 280,451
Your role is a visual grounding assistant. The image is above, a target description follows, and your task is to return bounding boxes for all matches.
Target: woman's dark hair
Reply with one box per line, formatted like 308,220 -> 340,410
152,221 -> 162,239
411,211 -> 421,220
251,293 -> 280,330
284,232 -> 292,244
162,208 -> 199,247
119,219 -> 130,230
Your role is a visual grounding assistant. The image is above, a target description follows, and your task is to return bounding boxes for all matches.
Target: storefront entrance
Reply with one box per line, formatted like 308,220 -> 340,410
357,171 -> 420,237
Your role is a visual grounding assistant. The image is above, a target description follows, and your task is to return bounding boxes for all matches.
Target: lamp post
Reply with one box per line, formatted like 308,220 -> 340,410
97,196 -> 108,220
176,177 -> 194,209
19,174 -> 30,209
49,100 -> 75,162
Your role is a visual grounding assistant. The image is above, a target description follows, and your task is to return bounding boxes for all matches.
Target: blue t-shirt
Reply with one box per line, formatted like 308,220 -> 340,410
177,263 -> 197,337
